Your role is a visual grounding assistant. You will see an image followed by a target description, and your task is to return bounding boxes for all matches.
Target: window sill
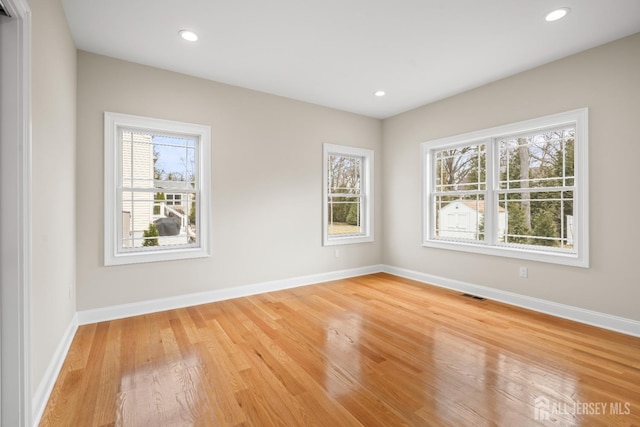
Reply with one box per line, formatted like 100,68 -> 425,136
422,239 -> 588,268
105,246 -> 210,266
324,235 -> 374,246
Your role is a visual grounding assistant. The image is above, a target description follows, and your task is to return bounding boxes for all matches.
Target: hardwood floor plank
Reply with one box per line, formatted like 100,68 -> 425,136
65,322 -> 97,371
40,274 -> 640,426
73,322 -> 110,426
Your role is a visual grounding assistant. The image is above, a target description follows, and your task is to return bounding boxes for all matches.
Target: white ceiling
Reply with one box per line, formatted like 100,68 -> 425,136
61,0 -> 640,119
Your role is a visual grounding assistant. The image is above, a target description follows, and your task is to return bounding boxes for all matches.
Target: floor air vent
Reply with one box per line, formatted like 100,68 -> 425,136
462,293 -> 486,301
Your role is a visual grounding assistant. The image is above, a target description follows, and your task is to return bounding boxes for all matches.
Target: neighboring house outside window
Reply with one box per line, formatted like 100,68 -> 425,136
439,200 -> 506,241
165,193 -> 182,206
422,108 -> 588,267
104,112 -> 211,265
323,143 -> 374,246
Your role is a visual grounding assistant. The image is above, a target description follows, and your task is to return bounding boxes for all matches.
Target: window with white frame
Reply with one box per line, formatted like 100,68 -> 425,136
422,108 -> 588,267
104,112 -> 211,265
323,144 -> 374,246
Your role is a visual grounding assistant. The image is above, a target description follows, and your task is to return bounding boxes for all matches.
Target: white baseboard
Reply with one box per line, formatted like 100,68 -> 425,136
31,313 -> 79,426
77,263 -> 640,336
382,265 -> 640,338
77,265 -> 384,325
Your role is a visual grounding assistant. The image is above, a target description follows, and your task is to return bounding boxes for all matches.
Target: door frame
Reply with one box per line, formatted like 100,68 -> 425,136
0,0 -> 32,425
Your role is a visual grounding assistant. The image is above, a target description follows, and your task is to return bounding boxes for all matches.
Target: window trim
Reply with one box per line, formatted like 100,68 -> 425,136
323,143 -> 374,246
422,108 -> 589,268
104,112 -> 211,265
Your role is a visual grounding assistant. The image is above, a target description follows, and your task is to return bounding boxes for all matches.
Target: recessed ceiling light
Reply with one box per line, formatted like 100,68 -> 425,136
179,30 -> 198,42
374,90 -> 386,97
545,7 -> 570,22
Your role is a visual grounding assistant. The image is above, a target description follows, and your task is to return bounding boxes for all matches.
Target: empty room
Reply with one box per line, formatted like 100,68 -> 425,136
1,0 -> 639,425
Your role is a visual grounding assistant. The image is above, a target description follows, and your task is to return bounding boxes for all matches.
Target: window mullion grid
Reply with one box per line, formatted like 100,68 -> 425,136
498,186 -> 570,195
360,193 -> 365,235
359,158 -> 366,235
117,129 -> 134,252
194,137 -> 201,234
123,187 -> 196,193
560,189 -> 566,249
484,138 -> 497,246
432,189 -> 485,242
559,136 -> 565,249
428,150 -> 437,241
327,192 -> 364,236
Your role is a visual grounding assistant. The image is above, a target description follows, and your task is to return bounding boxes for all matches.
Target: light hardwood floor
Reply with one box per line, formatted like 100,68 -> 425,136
40,273 -> 640,426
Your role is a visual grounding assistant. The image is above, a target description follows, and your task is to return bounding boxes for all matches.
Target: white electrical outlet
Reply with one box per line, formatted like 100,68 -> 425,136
519,266 -> 528,279
335,248 -> 340,258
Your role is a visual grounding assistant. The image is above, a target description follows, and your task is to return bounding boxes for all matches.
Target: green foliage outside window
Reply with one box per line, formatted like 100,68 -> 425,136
189,200 -> 196,225
153,192 -> 165,215
346,203 -> 359,226
142,223 -> 159,246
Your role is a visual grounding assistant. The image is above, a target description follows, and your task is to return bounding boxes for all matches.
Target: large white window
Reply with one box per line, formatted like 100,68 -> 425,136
323,144 -> 374,246
104,112 -> 211,265
422,108 -> 588,267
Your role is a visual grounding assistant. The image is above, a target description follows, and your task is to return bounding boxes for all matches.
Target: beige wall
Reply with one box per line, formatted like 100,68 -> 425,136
29,0 -> 77,392
382,33 -> 640,321
76,51 -> 383,311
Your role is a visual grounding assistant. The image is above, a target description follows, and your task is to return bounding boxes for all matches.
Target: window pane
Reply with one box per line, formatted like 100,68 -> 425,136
121,131 -> 155,188
499,191 -> 574,249
121,131 -> 197,189
120,129 -> 198,250
328,155 -> 361,194
327,154 -> 363,236
122,191 -> 196,249
499,128 -> 575,190
434,195 -> 485,242
435,144 -> 486,193
327,196 -> 362,236
153,135 -> 196,189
